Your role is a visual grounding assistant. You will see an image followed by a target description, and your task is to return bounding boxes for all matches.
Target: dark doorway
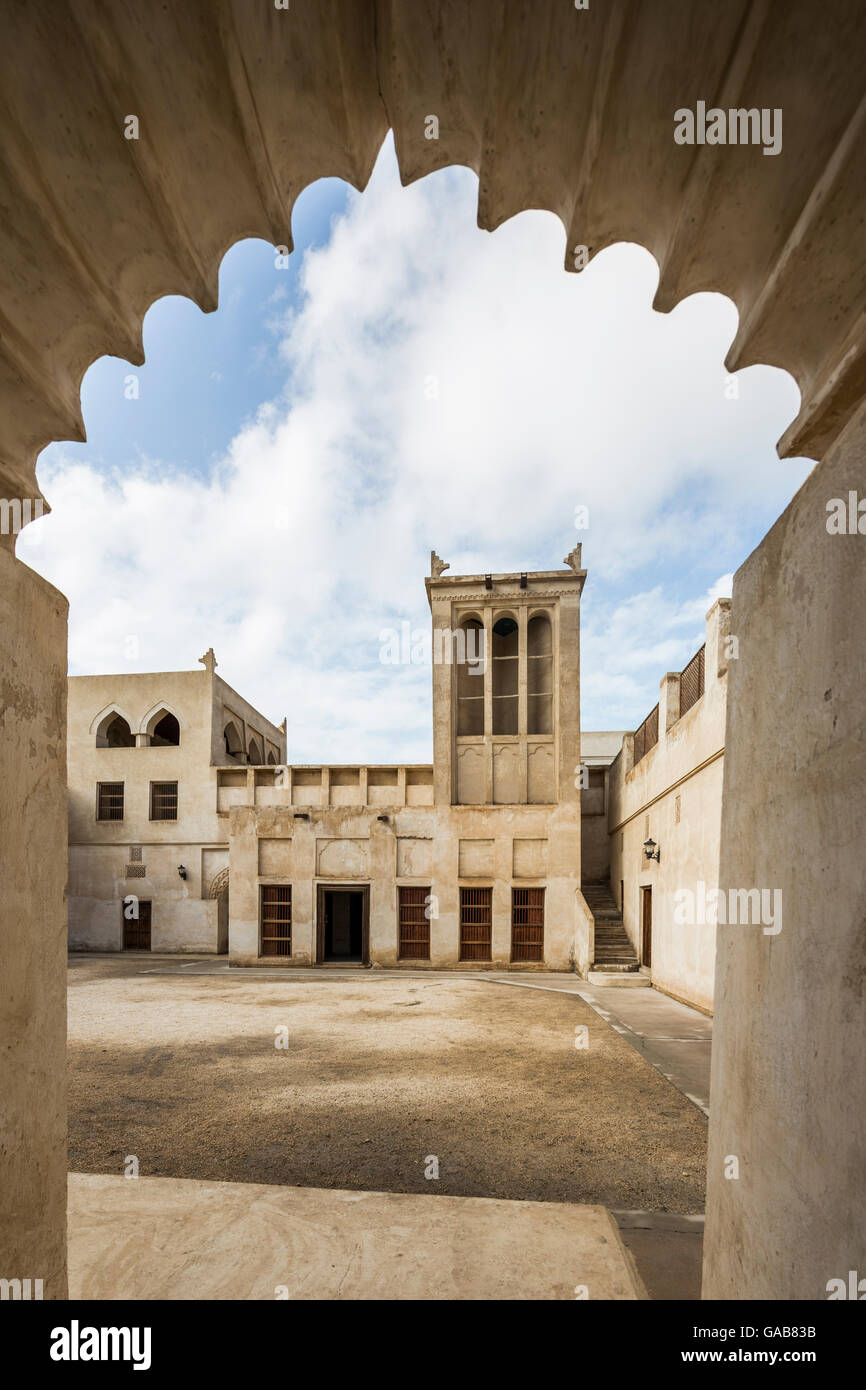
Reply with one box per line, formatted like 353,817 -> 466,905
216,887 -> 229,954
317,885 -> 369,964
123,900 -> 151,951
641,886 -> 652,968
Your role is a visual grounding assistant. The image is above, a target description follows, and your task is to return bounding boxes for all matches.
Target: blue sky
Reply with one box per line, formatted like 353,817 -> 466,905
26,136 -> 812,763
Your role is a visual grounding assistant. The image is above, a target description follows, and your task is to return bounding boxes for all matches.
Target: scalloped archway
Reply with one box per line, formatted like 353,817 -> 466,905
1,0 -> 864,1306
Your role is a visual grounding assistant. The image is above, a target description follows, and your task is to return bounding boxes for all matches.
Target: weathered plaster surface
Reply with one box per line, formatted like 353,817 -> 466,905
0,549 -> 68,1297
703,409 -> 866,1299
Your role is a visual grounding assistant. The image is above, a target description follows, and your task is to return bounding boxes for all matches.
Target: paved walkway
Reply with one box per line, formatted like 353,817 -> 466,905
475,973 -> 712,1116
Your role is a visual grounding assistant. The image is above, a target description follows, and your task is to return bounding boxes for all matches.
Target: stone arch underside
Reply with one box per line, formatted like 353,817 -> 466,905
2,0 -> 866,1307
206,867 -> 230,900
0,0 -> 864,541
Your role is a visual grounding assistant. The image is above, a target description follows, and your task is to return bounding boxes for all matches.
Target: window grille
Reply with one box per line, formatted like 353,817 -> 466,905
150,782 -> 178,820
97,782 -> 124,820
398,886 -> 431,960
261,885 -> 292,956
633,704 -> 659,765
679,644 -> 705,716
511,887 -> 544,962
459,886 -> 492,961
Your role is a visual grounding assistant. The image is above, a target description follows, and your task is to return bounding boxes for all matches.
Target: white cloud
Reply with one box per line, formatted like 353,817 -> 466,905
27,137 -> 810,758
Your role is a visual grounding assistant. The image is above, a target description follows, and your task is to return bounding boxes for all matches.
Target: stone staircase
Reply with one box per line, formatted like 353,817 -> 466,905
582,881 -> 647,984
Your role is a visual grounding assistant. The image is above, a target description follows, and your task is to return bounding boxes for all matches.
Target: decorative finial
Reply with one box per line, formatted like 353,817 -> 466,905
562,545 -> 582,572
430,550 -> 450,578
198,647 -> 217,673
279,718 -> 287,733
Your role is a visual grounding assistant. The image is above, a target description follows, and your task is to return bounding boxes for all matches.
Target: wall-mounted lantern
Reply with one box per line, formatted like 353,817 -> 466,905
177,865 -> 187,880
643,838 -> 660,863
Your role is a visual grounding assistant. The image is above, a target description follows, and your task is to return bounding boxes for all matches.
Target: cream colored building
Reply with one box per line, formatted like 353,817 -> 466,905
229,553 -> 586,968
67,651 -> 285,953
607,599 -> 731,1014
67,559 -> 731,1001
69,552 -> 589,969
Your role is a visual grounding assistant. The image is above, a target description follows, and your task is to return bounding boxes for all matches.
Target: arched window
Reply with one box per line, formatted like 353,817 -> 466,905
527,614 -> 553,734
105,714 -> 135,747
456,618 -> 485,736
93,711 -> 135,756
223,721 -> 243,758
267,751 -> 276,765
139,705 -> 182,747
492,615 -> 519,735
150,712 -> 180,746
247,737 -> 263,765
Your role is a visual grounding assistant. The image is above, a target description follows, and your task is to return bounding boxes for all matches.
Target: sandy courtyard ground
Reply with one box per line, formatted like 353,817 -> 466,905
67,957 -> 706,1211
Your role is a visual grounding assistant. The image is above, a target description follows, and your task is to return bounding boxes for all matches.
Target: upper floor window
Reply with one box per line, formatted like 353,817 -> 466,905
96,781 -> 124,820
150,781 -> 178,820
456,617 -> 485,736
492,616 -> 519,735
105,714 -> 134,747
94,708 -> 134,748
247,737 -> 263,765
527,614 -> 552,734
147,711 -> 180,746
224,720 -> 243,758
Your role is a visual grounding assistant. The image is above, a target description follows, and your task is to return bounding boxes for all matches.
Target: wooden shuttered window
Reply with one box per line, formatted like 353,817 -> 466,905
96,781 -> 124,821
261,885 -> 292,956
149,781 -> 178,820
511,887 -> 545,962
398,886 -> 430,960
459,886 -> 492,961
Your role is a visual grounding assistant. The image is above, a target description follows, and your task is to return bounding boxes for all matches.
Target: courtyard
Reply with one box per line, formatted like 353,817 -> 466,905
67,956 -> 706,1213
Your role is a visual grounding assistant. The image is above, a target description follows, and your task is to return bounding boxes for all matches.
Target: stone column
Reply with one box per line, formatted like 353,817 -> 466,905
660,672 -> 681,732
0,541 -> 69,1298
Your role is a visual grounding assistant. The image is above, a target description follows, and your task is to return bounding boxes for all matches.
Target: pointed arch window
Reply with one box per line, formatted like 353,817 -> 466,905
527,614 -> 553,734
150,713 -> 180,746
456,618 -> 485,736
223,721 -> 243,758
492,615 -> 519,735
94,712 -> 134,748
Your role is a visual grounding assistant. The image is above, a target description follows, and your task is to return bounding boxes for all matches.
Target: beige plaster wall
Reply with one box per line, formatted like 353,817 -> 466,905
67,669 -> 280,952
608,602 -> 729,1013
703,409 -> 866,1299
211,672 -> 285,766
228,776 -> 580,971
0,549 -> 68,1298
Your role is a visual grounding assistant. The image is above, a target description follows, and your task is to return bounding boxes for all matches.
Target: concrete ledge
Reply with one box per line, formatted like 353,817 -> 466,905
587,972 -> 651,987
68,1173 -> 646,1301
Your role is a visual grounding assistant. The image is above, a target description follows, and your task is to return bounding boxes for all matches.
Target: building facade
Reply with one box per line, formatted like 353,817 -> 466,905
68,552 -> 589,968
67,559 -> 730,1000
229,553 -> 586,968
607,599 -> 731,1014
67,651 -> 285,953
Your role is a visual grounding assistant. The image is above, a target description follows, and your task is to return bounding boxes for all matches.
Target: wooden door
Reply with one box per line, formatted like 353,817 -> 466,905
641,887 -> 652,967
123,900 -> 151,951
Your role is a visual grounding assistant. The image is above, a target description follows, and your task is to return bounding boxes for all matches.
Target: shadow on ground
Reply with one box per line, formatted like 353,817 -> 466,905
68,960 -> 707,1211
